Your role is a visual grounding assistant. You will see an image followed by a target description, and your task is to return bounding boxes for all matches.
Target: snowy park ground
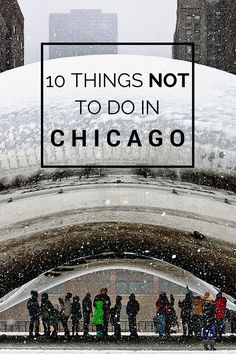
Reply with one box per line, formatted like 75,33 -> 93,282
0,349 -> 236,353
0,349 -> 236,354
0,334 -> 236,353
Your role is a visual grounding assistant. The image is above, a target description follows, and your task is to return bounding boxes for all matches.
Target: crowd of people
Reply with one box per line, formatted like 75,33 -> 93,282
154,287 -> 236,350
27,287 -> 140,341
26,286 -> 236,349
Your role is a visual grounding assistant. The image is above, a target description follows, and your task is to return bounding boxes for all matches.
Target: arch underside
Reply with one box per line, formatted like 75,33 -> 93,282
0,221 -> 235,312
1,253 -> 236,314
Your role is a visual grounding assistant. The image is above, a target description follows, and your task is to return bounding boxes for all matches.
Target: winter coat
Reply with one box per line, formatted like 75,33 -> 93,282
110,304 -> 122,325
215,297 -> 227,320
126,299 -> 140,317
178,296 -> 193,320
71,301 -> 82,320
41,299 -> 54,319
193,298 -> 204,316
93,293 -> 111,315
203,301 -> 216,321
156,299 -> 170,317
93,300 -> 104,325
27,297 -> 40,317
60,298 -> 72,318
50,308 -> 61,326
82,296 -> 92,315
203,324 -> 217,340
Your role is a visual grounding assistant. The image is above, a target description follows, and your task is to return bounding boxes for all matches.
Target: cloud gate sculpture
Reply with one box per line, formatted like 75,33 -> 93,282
0,56 -> 235,313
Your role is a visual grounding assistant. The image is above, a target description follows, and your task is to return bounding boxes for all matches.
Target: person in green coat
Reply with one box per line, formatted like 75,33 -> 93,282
93,300 -> 104,339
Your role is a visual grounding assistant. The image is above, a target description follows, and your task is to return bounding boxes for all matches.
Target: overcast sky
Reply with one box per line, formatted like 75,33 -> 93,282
18,0 -> 177,64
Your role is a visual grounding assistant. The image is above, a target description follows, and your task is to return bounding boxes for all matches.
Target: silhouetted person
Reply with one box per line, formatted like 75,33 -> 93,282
82,293 -> 93,336
169,294 -> 179,332
71,295 -> 82,337
27,290 -> 40,338
163,292 -> 171,336
51,304 -> 61,338
41,292 -> 54,337
126,293 -> 140,338
178,289 -> 193,336
59,292 -> 72,339
111,295 -> 122,340
94,288 -> 111,338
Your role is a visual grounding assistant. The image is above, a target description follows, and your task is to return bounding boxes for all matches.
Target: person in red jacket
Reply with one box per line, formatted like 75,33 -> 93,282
214,292 -> 227,339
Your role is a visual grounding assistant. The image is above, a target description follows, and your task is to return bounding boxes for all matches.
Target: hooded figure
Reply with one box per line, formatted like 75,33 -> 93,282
126,293 -> 140,338
82,292 -> 93,336
111,295 -> 122,340
178,289 -> 194,336
27,290 -> 40,338
71,295 -> 82,337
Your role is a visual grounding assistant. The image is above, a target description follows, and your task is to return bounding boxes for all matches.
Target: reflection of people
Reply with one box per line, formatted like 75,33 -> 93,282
203,292 -> 216,325
163,293 -> 171,336
71,295 -> 82,337
82,293 -> 93,336
192,295 -> 204,337
27,290 -> 40,338
93,298 -> 104,340
93,288 -> 111,338
178,288 -> 193,336
59,292 -> 72,339
169,294 -> 179,333
126,293 -> 140,338
111,295 -> 122,340
215,292 -> 227,339
155,293 -> 167,337
41,292 -> 54,337
51,304 -> 60,338
203,319 -> 217,351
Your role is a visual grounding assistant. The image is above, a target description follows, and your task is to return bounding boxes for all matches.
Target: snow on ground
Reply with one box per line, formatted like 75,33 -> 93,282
0,350 -> 236,353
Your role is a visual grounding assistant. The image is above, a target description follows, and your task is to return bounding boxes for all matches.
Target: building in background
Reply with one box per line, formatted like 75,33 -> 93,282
173,0 -> 208,65
0,0 -> 24,73
225,0 -> 236,74
49,9 -> 118,59
206,0 -> 227,71
173,0 -> 236,74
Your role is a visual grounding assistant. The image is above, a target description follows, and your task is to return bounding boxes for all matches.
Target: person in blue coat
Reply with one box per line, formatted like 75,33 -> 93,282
202,319 -> 217,351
